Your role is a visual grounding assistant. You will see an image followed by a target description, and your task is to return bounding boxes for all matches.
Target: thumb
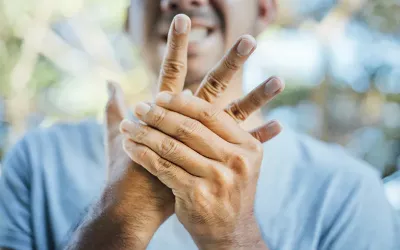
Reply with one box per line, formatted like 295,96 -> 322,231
105,81 -> 127,130
104,81 -> 128,178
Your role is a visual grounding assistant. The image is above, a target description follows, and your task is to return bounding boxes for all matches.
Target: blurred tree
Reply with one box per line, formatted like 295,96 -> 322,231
357,0 -> 400,35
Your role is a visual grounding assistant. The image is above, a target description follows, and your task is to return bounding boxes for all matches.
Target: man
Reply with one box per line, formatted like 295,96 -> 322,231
0,1 -> 399,250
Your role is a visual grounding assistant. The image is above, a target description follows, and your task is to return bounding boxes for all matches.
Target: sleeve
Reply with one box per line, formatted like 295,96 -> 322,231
319,171 -> 400,250
0,138 -> 33,250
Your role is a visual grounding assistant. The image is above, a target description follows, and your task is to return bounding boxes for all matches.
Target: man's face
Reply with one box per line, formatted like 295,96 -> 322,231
129,0 -> 262,88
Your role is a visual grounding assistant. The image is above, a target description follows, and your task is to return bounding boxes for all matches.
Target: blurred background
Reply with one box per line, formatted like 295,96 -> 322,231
0,0 -> 399,181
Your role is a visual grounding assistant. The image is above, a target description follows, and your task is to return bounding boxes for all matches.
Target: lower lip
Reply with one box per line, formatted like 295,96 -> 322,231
188,42 -> 202,56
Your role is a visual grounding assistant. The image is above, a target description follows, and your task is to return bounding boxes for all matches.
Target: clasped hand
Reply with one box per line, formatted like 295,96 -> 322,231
119,14 -> 284,249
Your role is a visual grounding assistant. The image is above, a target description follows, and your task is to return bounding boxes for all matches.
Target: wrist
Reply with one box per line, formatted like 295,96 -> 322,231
199,236 -> 267,250
95,185 -> 168,244
195,217 -> 268,250
101,168 -> 173,222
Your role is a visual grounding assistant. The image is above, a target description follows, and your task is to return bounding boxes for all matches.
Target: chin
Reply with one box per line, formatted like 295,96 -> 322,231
186,57 -> 212,78
183,82 -> 201,93
183,73 -> 203,92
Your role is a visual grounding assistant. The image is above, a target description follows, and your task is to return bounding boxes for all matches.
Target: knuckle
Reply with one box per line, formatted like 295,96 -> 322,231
206,73 -> 228,92
160,137 -> 178,157
134,125 -> 149,142
228,152 -> 250,178
223,56 -> 240,71
162,59 -> 185,79
169,38 -> 185,51
150,106 -> 166,127
248,139 -> 264,155
138,147 -> 151,161
249,92 -> 262,107
198,108 -> 220,123
211,165 -> 234,194
192,181 -> 209,201
226,101 -> 248,121
155,157 -> 175,177
176,119 -> 200,139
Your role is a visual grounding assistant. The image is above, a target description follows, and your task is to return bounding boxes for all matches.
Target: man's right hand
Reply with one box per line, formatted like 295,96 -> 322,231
66,14 -> 195,250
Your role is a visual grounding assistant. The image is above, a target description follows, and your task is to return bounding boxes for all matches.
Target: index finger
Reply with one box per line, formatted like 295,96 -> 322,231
158,14 -> 191,94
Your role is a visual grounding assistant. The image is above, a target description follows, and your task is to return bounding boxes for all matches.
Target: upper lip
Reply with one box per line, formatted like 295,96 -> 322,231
157,17 -> 219,37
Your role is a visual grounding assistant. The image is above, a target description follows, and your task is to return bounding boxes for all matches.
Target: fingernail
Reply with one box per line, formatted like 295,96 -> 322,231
107,81 -> 115,99
174,14 -> 188,34
156,92 -> 172,105
182,89 -> 193,96
267,120 -> 278,128
119,119 -> 131,133
264,77 -> 282,94
237,35 -> 256,56
267,120 -> 282,133
135,102 -> 151,116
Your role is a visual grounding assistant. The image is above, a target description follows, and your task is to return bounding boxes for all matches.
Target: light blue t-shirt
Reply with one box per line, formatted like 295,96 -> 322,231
0,120 -> 399,250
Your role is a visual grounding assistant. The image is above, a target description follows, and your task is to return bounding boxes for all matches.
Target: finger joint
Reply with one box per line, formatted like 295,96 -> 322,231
155,157 -> 176,179
176,119 -> 200,140
226,101 -> 248,121
134,125 -> 150,142
161,59 -> 185,80
229,153 -> 250,179
198,108 -> 220,123
160,137 -> 179,158
150,106 -> 167,127
223,56 -> 240,71
249,92 -> 262,107
206,73 -> 228,93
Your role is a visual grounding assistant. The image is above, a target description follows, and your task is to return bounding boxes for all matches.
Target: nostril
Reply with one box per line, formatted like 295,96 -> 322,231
170,3 -> 178,10
191,0 -> 201,7
163,0 -> 206,11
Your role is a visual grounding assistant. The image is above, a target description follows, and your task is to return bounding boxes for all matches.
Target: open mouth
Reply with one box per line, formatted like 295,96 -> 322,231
160,19 -> 218,44
188,26 -> 215,43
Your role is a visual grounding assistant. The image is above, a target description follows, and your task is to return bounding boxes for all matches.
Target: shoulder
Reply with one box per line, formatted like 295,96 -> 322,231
283,128 -> 384,206
20,119 -> 102,156
283,129 -> 398,249
260,127 -> 399,249
262,126 -> 380,188
283,127 -> 380,182
2,119 -> 104,175
21,119 -> 103,148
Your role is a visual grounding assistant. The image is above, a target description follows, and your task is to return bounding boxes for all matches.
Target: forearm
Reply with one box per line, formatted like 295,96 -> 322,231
65,188 -> 161,250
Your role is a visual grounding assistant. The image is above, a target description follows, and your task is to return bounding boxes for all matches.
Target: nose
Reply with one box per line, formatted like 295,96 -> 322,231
161,0 -> 209,12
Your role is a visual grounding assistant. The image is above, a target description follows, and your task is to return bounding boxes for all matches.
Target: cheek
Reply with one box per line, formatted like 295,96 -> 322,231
130,1 -> 161,48
223,2 -> 258,46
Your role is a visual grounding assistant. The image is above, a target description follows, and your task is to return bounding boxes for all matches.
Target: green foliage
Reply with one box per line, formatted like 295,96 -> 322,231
268,85 -> 313,109
387,94 -> 400,103
28,55 -> 62,91
358,0 -> 400,34
0,38 -> 22,96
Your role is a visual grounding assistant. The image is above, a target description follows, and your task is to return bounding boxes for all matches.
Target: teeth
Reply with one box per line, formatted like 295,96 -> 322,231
189,28 -> 208,43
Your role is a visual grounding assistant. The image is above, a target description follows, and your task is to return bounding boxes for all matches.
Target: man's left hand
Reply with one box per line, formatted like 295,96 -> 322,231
121,75 -> 284,249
